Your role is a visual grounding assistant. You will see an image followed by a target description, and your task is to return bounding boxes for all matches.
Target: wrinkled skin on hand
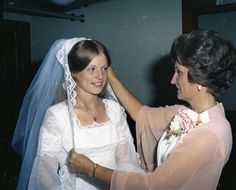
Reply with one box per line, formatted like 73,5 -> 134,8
67,149 -> 94,175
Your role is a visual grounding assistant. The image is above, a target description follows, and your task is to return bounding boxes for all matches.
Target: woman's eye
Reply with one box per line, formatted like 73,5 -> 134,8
103,66 -> 109,71
87,67 -> 95,72
175,70 -> 180,77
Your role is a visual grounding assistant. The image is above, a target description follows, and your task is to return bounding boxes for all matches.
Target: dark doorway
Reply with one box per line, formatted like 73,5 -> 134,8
182,0 -> 236,33
0,19 -> 31,189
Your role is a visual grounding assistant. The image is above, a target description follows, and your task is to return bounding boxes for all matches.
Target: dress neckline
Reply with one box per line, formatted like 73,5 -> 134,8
74,99 -> 112,128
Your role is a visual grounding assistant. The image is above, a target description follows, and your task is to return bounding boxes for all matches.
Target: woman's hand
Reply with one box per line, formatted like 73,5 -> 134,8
68,150 -> 114,184
67,150 -> 94,175
108,66 -> 117,83
108,66 -> 143,121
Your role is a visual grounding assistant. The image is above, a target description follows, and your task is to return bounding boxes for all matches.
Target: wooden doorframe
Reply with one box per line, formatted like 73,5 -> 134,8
182,0 -> 236,33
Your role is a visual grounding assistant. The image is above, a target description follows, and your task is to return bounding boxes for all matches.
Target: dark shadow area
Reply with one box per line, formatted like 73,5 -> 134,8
126,55 -> 181,151
0,59 -> 39,190
147,55 -> 184,107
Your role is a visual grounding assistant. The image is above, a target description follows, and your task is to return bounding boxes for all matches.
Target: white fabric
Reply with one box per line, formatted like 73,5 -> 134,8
28,99 -> 143,190
56,37 -> 88,151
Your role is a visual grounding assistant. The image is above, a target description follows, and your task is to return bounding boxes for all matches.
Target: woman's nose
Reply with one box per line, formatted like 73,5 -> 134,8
171,73 -> 176,84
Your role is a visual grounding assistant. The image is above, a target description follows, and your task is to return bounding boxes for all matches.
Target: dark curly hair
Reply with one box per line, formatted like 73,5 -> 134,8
170,29 -> 236,97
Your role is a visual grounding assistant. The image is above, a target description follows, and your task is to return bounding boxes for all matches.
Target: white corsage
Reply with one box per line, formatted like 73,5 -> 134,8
166,115 -> 182,138
166,108 -> 202,139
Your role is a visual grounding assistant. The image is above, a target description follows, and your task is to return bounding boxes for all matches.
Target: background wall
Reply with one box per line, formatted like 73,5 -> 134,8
4,0 -> 182,106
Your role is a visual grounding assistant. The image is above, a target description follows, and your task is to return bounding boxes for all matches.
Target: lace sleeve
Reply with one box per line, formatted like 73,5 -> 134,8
28,108 -> 75,189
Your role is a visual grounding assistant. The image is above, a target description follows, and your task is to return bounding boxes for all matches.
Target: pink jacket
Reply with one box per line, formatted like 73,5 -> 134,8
111,103 -> 232,190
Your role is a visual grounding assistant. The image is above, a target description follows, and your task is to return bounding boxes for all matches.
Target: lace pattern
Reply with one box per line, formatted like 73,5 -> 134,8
72,99 -> 132,145
56,38 -> 86,106
58,165 -> 76,190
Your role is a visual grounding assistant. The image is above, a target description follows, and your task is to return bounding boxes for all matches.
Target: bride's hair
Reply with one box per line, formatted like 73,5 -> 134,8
68,39 -> 111,73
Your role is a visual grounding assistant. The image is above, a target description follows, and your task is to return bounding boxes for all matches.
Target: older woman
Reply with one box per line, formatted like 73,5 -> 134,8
68,29 -> 236,190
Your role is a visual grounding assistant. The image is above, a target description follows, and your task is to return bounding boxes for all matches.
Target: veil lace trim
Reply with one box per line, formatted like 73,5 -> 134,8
56,37 -> 86,106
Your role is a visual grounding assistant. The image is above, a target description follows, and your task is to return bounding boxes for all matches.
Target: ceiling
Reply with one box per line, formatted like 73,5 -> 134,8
4,0 -> 109,22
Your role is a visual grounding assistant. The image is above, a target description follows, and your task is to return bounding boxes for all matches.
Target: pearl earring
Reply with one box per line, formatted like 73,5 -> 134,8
198,85 -> 202,91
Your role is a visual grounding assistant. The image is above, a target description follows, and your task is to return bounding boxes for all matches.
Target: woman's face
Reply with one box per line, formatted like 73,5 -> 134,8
171,62 -> 199,102
75,54 -> 109,95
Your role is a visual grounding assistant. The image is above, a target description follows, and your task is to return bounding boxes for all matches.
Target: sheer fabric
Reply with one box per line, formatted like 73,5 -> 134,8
111,103 -> 232,190
28,99 -> 143,189
11,40 -> 66,190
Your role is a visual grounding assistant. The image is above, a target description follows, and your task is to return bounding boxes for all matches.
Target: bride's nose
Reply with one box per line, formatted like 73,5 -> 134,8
95,69 -> 104,79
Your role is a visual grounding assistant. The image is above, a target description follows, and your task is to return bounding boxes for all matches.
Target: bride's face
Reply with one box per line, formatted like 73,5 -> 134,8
75,53 -> 109,95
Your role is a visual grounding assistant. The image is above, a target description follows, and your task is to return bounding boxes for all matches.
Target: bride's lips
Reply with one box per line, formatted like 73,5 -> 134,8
92,82 -> 103,87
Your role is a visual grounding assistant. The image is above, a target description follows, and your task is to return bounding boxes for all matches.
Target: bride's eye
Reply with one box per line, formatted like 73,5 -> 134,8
103,65 -> 109,71
86,67 -> 96,72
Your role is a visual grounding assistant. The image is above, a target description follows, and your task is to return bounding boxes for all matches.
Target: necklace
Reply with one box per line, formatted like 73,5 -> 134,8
75,99 -> 98,122
90,114 -> 97,121
81,107 -> 97,121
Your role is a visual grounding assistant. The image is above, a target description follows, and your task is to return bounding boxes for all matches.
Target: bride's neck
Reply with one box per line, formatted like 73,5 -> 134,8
75,93 -> 101,110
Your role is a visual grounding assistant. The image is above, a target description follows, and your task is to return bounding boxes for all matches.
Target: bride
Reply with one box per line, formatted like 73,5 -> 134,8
12,38 -> 143,189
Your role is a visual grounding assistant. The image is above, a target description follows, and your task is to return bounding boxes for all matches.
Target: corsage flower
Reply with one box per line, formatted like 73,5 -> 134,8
166,108 -> 203,139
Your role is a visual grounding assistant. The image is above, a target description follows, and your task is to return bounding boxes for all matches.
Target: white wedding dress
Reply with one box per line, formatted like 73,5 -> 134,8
28,99 -> 142,190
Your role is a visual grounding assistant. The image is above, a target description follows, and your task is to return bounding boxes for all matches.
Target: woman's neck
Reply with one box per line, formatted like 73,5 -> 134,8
190,93 -> 216,113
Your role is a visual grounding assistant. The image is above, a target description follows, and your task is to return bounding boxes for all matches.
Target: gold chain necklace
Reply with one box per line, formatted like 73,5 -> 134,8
75,99 -> 98,122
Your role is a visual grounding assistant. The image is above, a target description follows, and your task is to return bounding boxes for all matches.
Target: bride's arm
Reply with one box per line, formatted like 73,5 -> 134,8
108,67 -> 143,121
29,109 -> 65,189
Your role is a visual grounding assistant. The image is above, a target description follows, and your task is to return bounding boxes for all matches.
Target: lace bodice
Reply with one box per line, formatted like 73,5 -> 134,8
28,99 -> 142,190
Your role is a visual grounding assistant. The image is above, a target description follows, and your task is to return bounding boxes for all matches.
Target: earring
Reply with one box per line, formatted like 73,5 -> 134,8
198,85 -> 202,91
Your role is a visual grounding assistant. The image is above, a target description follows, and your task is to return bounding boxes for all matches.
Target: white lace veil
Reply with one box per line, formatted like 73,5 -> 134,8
12,37 -> 118,189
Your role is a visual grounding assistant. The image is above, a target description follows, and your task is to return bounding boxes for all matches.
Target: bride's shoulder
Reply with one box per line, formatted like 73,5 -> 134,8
47,100 -> 68,113
103,99 -> 125,117
103,99 -> 121,109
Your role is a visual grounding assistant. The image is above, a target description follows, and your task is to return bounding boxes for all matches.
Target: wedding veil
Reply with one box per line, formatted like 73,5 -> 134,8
12,37 -> 118,189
